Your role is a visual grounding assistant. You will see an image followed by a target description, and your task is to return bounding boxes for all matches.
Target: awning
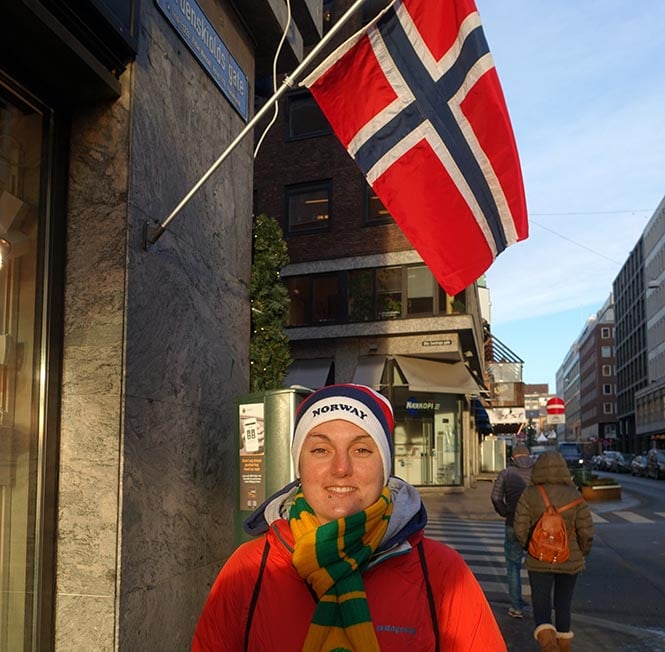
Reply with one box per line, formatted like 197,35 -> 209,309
283,358 -> 333,390
394,355 -> 481,395
472,398 -> 492,433
352,356 -> 387,389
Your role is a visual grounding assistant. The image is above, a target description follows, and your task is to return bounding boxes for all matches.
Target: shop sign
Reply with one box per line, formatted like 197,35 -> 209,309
406,398 -> 441,414
155,0 -> 249,120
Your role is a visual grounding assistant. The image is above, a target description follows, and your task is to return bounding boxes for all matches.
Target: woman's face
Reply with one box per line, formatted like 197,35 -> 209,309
298,419 -> 384,524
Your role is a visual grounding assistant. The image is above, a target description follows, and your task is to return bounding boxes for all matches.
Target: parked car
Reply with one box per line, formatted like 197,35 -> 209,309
646,448 -> 665,480
557,442 -> 583,469
616,453 -> 634,473
631,454 -> 648,477
598,450 -> 624,472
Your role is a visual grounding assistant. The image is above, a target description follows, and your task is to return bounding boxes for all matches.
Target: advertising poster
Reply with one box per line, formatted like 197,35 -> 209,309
239,402 -> 265,510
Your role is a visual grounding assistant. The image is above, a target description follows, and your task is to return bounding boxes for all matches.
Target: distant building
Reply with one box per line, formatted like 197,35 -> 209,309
556,342 -> 581,441
613,237 -> 648,452
635,196 -> 665,452
578,296 -> 618,449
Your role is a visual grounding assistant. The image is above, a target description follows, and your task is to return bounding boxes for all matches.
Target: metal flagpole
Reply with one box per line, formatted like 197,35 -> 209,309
143,0 -> 381,249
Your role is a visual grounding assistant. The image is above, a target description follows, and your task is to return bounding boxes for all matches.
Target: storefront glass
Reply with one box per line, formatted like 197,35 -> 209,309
0,78 -> 50,651
392,389 -> 462,486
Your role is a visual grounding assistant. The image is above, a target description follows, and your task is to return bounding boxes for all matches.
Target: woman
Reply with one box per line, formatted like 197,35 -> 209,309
193,384 -> 506,651
514,451 -> 594,652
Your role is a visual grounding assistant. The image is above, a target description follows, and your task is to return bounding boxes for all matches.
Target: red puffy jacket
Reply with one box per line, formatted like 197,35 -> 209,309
193,519 -> 506,652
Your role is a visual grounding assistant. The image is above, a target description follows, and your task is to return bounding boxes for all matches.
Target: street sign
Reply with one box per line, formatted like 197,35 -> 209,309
546,396 -> 565,424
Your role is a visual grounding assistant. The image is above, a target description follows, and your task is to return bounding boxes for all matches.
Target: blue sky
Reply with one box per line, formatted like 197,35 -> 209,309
474,0 -> 665,391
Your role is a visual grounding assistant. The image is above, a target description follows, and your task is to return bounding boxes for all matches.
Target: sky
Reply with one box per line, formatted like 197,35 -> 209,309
473,1 -> 665,391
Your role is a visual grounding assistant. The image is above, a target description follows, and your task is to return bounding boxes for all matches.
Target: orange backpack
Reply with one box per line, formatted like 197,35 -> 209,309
528,485 -> 584,564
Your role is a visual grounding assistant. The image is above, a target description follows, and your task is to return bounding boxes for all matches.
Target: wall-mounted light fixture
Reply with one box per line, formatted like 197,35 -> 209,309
0,238 -> 10,270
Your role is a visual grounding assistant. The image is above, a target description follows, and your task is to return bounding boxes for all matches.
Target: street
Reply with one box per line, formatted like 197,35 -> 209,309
421,476 -> 665,651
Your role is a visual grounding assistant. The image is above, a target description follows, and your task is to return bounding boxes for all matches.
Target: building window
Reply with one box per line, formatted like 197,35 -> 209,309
284,276 -> 312,325
601,346 -> 612,357
602,364 -> 612,376
407,265 -> 434,315
312,275 -> 341,322
601,326 -> 611,338
284,274 -> 341,324
362,182 -> 393,225
348,269 -> 375,321
603,402 -> 614,414
285,264 -> 455,326
287,91 -> 331,139
376,267 -> 402,319
603,384 -> 613,395
286,181 -> 331,233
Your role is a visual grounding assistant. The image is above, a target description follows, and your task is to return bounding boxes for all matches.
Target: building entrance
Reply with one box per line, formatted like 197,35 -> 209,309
392,390 -> 462,486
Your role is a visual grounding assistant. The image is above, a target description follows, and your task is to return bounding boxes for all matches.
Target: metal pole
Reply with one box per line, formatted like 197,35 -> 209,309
143,0 -> 384,249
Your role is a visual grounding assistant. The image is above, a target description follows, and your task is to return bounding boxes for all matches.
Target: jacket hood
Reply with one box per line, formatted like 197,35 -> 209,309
530,451 -> 575,486
512,454 -> 535,470
242,476 -> 427,551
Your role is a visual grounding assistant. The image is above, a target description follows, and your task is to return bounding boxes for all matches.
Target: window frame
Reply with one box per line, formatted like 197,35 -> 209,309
285,180 -> 332,235
362,181 -> 393,226
286,90 -> 331,141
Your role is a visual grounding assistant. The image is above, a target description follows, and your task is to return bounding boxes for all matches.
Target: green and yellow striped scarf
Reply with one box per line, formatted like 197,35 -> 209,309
289,486 -> 393,652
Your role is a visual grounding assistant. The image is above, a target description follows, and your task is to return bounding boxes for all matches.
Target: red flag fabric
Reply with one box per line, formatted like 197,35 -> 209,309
302,0 -> 528,295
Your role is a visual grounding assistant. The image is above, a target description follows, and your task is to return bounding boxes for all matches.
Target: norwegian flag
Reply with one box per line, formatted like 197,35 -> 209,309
302,0 -> 528,295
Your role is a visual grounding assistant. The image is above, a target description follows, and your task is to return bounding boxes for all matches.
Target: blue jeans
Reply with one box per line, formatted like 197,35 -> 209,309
528,571 -> 578,632
504,525 -> 525,610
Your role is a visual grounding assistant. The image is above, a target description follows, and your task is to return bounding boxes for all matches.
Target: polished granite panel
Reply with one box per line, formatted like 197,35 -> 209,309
56,75 -> 130,647
55,594 -> 116,652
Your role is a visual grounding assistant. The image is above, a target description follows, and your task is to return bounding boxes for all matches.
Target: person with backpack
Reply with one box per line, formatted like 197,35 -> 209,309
192,384 -> 507,651
513,451 -> 594,652
490,442 -> 535,619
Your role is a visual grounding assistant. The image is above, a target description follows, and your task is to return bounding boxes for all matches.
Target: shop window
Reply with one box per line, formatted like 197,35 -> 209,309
0,77 -> 60,650
407,265 -> 434,315
286,181 -> 331,234
287,91 -> 330,139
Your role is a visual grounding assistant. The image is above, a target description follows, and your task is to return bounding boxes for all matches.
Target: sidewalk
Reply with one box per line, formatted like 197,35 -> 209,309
419,480 -> 665,652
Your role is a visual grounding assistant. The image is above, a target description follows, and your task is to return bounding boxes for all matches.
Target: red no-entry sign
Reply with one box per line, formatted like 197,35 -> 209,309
546,397 -> 565,415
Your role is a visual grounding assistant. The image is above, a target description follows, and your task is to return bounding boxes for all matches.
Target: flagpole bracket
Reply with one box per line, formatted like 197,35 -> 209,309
142,222 -> 166,251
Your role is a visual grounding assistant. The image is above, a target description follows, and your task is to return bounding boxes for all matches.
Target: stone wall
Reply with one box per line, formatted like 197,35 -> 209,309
56,1 -> 254,649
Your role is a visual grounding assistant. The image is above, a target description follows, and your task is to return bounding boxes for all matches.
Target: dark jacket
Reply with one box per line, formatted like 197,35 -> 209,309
491,454 -> 535,526
514,452 -> 594,574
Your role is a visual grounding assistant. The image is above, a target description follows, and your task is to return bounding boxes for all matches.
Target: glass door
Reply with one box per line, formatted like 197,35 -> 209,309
0,75 -> 55,651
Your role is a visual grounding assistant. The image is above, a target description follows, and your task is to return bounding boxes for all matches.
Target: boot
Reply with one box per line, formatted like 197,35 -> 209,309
556,630 -> 574,651
534,624 -> 559,652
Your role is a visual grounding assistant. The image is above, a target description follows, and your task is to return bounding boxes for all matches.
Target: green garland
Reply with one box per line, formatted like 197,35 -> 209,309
249,214 -> 292,392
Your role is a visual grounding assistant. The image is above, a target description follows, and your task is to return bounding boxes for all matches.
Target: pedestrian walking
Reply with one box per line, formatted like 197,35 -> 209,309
193,383 -> 507,651
491,442 -> 535,619
514,451 -> 594,652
